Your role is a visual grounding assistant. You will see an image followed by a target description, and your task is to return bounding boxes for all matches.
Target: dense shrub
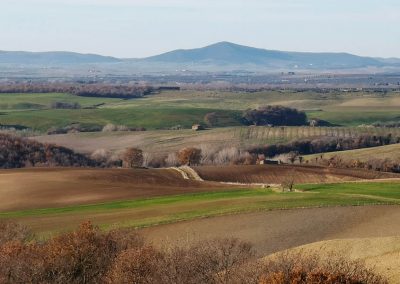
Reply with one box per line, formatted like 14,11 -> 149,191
0,222 -> 386,284
177,147 -> 202,166
260,250 -> 385,284
47,124 -> 102,135
242,105 -> 307,126
0,133 -> 97,168
50,101 -> 81,109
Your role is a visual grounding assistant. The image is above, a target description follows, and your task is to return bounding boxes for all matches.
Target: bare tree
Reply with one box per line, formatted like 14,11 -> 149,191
177,148 -> 202,166
122,148 -> 144,168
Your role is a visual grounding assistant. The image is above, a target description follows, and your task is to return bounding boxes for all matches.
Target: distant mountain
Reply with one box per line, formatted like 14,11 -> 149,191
0,51 -> 120,65
0,42 -> 399,72
140,42 -> 387,70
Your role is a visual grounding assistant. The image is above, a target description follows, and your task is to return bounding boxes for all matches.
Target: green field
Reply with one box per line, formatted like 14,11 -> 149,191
1,90 -> 400,132
2,182 -> 399,235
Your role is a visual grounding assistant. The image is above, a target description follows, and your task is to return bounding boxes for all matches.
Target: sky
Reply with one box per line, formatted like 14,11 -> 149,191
1,0 -> 399,58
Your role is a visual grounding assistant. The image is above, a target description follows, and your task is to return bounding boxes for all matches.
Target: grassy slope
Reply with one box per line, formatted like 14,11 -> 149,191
1,107 -> 241,131
304,143 -> 400,162
2,182 -> 400,235
2,91 -> 400,131
276,237 -> 400,283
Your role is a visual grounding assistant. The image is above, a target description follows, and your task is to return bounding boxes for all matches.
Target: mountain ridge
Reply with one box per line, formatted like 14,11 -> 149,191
0,42 -> 399,71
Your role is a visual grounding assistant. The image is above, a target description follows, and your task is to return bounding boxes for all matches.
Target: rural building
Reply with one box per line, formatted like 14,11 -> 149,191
192,124 -> 205,131
258,159 -> 281,165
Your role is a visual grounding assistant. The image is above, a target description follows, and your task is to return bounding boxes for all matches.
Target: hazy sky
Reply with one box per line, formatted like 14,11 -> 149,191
1,0 -> 399,58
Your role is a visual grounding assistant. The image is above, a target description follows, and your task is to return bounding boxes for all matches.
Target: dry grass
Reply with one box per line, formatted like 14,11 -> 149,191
269,237 -> 400,283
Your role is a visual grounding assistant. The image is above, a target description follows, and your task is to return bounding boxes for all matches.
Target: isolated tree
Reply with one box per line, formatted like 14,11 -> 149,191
177,147 -> 202,166
122,148 -> 144,168
203,112 -> 218,127
287,151 -> 299,164
281,171 -> 295,192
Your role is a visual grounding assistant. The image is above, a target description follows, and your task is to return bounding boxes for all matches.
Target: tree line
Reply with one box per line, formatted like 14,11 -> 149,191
0,83 -> 154,99
248,134 -> 399,158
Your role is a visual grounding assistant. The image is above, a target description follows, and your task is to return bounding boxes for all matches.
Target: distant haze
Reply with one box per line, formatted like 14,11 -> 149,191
1,42 -> 399,74
0,0 -> 399,58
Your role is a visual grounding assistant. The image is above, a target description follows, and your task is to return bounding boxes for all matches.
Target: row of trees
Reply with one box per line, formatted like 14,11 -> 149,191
313,156 -> 400,173
0,221 -> 385,284
0,83 -> 154,99
248,134 -> 399,158
93,133 -> 400,169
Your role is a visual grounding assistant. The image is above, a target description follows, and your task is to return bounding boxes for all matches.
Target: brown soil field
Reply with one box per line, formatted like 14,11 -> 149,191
2,165 -> 396,213
194,164 -> 400,184
141,205 -> 400,257
0,168 -> 231,212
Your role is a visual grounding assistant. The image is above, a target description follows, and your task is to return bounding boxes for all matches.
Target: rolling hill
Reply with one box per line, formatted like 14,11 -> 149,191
141,41 -> 387,70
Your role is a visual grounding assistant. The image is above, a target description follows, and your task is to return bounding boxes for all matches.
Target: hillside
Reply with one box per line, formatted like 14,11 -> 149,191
272,237 -> 400,283
304,143 -> 400,162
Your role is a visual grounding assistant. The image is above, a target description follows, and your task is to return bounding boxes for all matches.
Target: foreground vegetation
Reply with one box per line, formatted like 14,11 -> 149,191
1,182 -> 399,235
0,221 -> 385,284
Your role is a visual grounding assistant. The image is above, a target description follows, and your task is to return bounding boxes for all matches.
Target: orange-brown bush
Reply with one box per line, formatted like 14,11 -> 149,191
0,221 -> 386,284
259,250 -> 386,284
0,221 -> 33,245
177,147 -> 202,166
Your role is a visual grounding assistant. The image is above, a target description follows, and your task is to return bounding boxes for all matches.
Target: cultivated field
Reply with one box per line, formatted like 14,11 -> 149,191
0,167 -> 231,211
194,164 -> 399,184
33,126 -> 400,156
1,166 -> 400,236
142,205 -> 400,257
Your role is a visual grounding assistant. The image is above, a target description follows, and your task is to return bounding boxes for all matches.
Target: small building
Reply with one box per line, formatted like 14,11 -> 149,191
258,159 -> 280,165
192,124 -> 205,131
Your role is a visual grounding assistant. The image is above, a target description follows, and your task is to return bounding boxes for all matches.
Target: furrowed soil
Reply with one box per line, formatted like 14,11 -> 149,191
0,168 -> 231,212
141,205 -> 400,257
194,164 -> 399,184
